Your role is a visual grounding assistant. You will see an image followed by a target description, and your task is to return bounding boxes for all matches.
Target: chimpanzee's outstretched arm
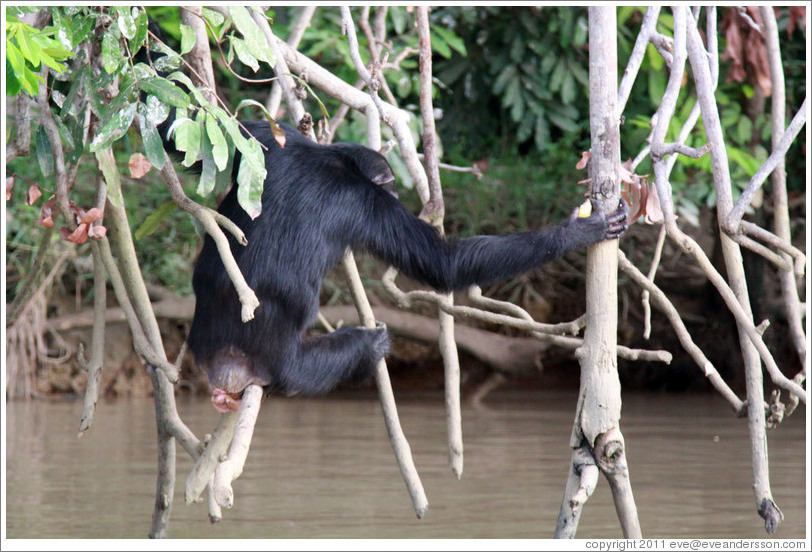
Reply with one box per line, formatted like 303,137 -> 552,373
356,189 -> 627,293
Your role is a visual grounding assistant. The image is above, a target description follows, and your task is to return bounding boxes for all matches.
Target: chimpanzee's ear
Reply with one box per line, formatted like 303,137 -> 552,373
371,171 -> 398,198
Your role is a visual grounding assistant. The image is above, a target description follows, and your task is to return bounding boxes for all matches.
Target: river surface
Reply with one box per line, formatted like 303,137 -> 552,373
4,389 -> 808,540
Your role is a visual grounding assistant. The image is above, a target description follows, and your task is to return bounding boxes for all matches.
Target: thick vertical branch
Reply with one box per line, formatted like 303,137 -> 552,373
96,147 -> 204,537
558,7 -> 641,539
685,10 -> 783,534
760,7 -> 806,370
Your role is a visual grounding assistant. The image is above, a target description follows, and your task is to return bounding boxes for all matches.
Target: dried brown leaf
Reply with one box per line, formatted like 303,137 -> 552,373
129,153 -> 152,179
26,184 -> 42,206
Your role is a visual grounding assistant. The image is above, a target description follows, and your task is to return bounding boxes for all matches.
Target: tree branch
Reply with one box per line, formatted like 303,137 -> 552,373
157,157 -> 259,322
618,250 -> 745,413
759,5 -> 807,375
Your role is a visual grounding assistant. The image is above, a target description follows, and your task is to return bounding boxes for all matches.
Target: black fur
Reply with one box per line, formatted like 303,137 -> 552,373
185,121 -> 627,398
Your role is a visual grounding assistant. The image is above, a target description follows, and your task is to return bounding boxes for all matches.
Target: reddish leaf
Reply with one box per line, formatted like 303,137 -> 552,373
575,151 -> 591,170
62,223 -> 90,244
26,183 -> 43,205
129,152 -> 152,179
722,9 -> 747,83
6,176 -> 14,200
622,180 -> 645,224
80,207 -> 104,224
88,224 -> 108,240
721,7 -> 772,96
743,10 -> 772,96
272,123 -> 287,148
39,197 -> 56,227
644,185 -> 664,224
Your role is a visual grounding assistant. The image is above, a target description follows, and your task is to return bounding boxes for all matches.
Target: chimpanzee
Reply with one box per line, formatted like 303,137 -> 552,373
183,121 -> 627,412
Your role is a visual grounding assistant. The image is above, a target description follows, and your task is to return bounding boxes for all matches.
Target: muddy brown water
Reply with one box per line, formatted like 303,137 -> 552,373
4,389 -> 808,539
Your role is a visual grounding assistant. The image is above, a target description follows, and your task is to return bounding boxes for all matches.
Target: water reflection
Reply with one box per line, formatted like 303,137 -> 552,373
4,390 -> 807,539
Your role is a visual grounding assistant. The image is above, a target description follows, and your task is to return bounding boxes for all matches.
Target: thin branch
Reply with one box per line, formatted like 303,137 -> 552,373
618,250 -> 745,413
641,225 -> 666,339
343,251 -> 429,518
686,9 -> 787,533
416,5 -> 462,480
158,157 -> 259,322
383,268 -> 672,364
6,227 -> 56,326
725,98 -> 808,231
266,6 -> 317,117
186,411 -> 239,504
96,238 -> 178,381
652,141 -> 712,158
617,6 -> 661,114
77,240 -> 107,435
37,70 -> 73,225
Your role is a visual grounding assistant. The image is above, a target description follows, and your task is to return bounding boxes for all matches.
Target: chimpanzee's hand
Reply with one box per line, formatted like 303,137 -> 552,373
570,198 -> 628,242
369,321 -> 391,360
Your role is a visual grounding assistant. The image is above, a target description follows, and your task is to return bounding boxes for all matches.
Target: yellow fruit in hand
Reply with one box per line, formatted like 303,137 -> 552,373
577,199 -> 592,218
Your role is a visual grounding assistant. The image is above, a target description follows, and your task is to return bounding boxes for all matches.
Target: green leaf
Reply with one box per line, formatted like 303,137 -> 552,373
59,67 -> 84,118
646,43 -> 663,71
235,98 -> 275,122
231,37 -> 260,72
139,77 -> 190,107
7,42 -> 38,95
35,125 -> 54,177
228,6 -> 276,65
116,6 -> 137,40
727,146 -> 760,176
735,116 -> 753,145
170,117 -> 202,167
236,139 -> 265,219
138,111 -> 166,169
15,26 -> 41,66
89,102 -> 136,152
206,114 -> 228,171
180,23 -> 196,55
102,26 -> 123,74
647,70 -> 666,104
6,59 -> 22,95
431,25 -> 467,56
198,129 -> 217,197
561,72 -> 576,105
202,7 -> 225,27
493,65 -> 517,95
547,109 -> 578,132
135,201 -> 177,240
390,7 -> 407,35
70,15 -> 96,47
550,59 -> 566,92
431,32 -> 452,59
144,94 -> 170,125
534,115 -> 551,150
130,8 -> 148,51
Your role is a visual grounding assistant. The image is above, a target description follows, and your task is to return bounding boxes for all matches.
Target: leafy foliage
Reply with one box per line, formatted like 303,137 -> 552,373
5,11 -> 74,95
430,6 -> 591,156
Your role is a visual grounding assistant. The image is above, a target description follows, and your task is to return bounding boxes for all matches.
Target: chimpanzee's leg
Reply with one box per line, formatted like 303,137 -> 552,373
275,325 -> 389,396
